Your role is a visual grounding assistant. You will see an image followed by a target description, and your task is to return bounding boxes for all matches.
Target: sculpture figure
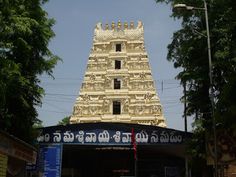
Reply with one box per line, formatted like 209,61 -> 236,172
137,21 -> 143,29
122,98 -> 129,113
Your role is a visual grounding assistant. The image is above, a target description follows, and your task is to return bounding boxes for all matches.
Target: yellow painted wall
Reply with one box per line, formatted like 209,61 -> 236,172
0,153 -> 8,177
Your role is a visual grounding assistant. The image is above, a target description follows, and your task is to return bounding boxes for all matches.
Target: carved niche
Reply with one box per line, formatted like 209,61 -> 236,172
103,99 -> 110,114
73,106 -> 82,115
122,98 -> 129,113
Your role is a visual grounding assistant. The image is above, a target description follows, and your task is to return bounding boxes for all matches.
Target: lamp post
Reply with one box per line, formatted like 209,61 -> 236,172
173,1 -> 218,177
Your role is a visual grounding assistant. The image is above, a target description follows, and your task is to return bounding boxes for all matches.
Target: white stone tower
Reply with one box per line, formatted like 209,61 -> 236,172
70,21 -> 166,127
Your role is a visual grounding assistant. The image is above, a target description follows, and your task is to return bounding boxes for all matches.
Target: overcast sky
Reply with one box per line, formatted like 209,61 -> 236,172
38,0 -> 193,131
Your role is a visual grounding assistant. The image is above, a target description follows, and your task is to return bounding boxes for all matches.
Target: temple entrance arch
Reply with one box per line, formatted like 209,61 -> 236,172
37,122 -> 190,177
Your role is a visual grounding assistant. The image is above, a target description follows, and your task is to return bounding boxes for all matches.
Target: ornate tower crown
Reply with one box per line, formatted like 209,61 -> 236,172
70,21 -> 166,127
93,21 -> 144,43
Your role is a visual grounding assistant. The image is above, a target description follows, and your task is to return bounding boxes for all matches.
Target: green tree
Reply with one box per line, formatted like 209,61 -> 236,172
0,0 -> 59,143
57,116 -> 70,126
155,0 -> 236,174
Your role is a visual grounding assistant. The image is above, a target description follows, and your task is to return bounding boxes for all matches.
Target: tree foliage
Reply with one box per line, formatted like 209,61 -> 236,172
155,0 -> 236,171
57,116 -> 70,126
0,0 -> 59,143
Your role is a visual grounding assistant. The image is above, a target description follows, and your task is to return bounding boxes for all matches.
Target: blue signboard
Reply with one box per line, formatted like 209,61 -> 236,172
38,144 -> 62,177
37,122 -> 190,145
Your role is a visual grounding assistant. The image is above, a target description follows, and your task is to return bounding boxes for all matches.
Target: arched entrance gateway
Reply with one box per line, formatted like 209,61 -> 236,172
35,21 -> 192,177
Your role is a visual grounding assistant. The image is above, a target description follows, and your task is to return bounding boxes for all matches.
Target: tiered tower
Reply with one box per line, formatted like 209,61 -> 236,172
70,21 -> 166,127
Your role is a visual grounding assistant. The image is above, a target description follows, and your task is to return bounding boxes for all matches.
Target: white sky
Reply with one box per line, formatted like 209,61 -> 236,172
38,0 -> 193,131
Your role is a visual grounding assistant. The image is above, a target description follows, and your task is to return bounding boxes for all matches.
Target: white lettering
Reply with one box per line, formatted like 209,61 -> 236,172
63,131 -> 74,142
113,131 -> 121,143
44,134 -> 50,142
170,132 -> 182,143
150,131 -> 159,143
75,131 -> 84,144
122,133 -> 131,143
160,131 -> 169,143
85,133 -> 96,143
53,133 -> 61,142
136,130 -> 148,143
98,130 -> 110,143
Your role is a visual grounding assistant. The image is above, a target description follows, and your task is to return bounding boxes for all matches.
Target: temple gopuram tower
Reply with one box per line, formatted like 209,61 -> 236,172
70,21 -> 166,127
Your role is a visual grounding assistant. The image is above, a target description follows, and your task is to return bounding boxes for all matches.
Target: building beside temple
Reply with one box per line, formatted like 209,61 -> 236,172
35,21 -> 192,177
0,130 -> 37,177
70,20 -> 166,127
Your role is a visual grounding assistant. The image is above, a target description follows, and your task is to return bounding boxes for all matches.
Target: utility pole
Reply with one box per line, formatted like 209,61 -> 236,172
173,1 -> 218,176
184,80 -> 187,132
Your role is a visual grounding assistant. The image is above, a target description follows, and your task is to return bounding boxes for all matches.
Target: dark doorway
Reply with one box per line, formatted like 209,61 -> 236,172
116,44 -> 121,52
114,79 -> 121,89
113,101 -> 121,114
62,145 -> 134,177
115,60 -> 121,69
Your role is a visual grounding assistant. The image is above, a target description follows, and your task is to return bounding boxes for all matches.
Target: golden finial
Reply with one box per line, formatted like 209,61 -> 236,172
124,22 -> 128,29
105,23 -> 109,30
111,21 -> 115,30
117,20 -> 121,30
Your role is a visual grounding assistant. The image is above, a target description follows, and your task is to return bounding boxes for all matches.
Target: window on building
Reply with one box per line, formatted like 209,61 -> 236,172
114,78 -> 121,89
113,101 -> 121,115
115,60 -> 121,69
116,44 -> 121,52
